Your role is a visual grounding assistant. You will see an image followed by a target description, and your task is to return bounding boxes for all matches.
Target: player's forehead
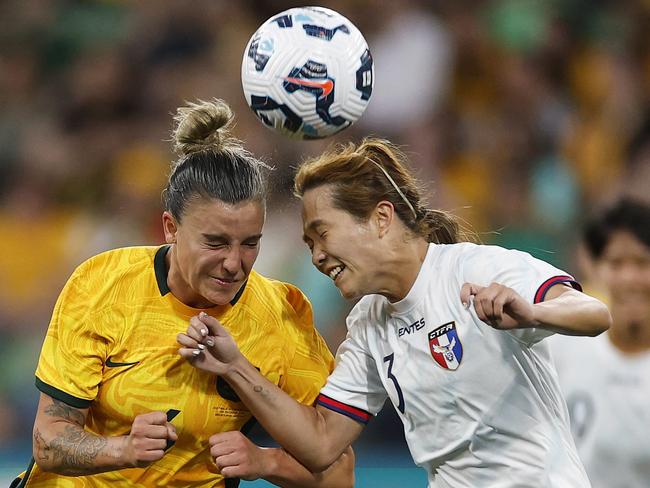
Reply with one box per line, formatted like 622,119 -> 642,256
301,185 -> 337,216
603,230 -> 650,260
301,187 -> 347,233
184,198 -> 265,235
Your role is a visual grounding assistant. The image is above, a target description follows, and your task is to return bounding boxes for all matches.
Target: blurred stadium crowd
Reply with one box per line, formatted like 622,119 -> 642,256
1,0 -> 649,464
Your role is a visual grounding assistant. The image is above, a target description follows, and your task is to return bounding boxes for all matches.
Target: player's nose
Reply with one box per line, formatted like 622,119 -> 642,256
311,245 -> 327,269
222,246 -> 243,275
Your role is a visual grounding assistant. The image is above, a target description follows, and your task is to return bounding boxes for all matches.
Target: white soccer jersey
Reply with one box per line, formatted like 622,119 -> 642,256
551,333 -> 650,488
318,242 -> 590,488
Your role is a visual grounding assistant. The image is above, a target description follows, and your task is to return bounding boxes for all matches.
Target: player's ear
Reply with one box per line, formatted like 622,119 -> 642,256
374,200 -> 394,238
162,211 -> 179,244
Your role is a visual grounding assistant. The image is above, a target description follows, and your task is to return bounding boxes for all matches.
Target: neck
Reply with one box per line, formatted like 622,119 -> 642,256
376,238 -> 429,302
608,321 -> 650,354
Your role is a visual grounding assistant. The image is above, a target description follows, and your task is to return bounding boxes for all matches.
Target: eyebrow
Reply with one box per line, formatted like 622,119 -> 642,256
302,219 -> 324,242
202,233 -> 263,242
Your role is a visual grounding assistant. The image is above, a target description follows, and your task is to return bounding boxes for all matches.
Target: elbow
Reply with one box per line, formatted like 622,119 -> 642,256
32,429 -> 54,473
302,445 -> 344,474
335,446 -> 356,488
32,449 -> 56,474
305,458 -> 338,475
597,306 -> 613,336
32,427 -> 69,475
587,302 -> 613,337
32,447 -> 64,475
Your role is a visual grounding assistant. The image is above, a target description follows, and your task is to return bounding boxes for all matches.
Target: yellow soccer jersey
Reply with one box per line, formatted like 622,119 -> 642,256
17,245 -> 334,487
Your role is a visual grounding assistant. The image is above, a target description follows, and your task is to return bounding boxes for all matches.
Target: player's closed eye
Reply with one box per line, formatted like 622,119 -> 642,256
206,242 -> 228,250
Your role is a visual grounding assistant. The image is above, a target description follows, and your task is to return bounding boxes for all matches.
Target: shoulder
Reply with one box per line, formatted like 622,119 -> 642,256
426,242 -> 512,269
70,246 -> 158,289
247,271 -> 314,320
76,246 -> 157,272
346,295 -> 382,331
450,242 -> 532,263
451,242 -> 554,277
248,271 -> 310,304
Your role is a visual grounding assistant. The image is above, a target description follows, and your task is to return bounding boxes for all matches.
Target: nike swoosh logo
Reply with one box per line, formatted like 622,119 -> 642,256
284,77 -> 334,98
105,357 -> 140,368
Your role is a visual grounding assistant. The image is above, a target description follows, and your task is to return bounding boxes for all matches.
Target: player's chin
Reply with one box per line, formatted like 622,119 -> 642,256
202,283 -> 242,306
337,283 -> 361,301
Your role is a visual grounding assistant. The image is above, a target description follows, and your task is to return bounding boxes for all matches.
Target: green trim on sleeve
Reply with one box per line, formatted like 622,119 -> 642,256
9,457 -> 34,488
35,377 -> 93,409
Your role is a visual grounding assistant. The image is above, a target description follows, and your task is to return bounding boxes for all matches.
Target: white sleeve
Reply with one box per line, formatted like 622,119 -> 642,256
317,308 -> 387,424
461,245 -> 581,345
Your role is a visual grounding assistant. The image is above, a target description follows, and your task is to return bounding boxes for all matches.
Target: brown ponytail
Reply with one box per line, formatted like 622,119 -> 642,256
295,137 -> 467,244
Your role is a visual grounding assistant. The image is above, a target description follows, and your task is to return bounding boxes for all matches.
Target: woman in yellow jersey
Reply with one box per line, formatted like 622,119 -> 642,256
15,99 -> 354,487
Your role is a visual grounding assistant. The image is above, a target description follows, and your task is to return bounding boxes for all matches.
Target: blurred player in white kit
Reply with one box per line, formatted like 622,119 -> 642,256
552,197 -> 650,488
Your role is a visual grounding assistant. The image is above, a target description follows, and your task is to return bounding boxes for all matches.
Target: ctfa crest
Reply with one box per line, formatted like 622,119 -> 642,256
429,321 -> 463,371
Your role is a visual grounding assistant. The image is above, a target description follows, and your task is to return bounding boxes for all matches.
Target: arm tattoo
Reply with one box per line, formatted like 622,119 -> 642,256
39,398 -> 114,475
48,424 -> 108,474
44,399 -> 86,426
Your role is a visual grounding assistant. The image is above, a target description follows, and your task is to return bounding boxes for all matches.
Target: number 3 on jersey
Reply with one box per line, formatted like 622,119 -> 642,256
384,353 -> 405,413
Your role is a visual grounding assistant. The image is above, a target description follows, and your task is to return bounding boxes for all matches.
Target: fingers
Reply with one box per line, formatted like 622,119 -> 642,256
125,412 -> 178,467
209,432 -> 261,480
178,347 -> 202,360
209,431 -> 243,452
210,433 -> 238,475
188,316 -> 209,342
462,282 -> 513,327
214,454 -> 243,478
176,333 -> 204,350
132,413 -> 176,441
135,411 -> 168,426
166,423 -> 178,442
128,411 -> 179,465
460,282 -> 482,307
198,312 -> 228,338
188,314 -> 224,347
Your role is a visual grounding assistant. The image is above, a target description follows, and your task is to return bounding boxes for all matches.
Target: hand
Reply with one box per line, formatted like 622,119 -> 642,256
123,411 -> 177,468
210,431 -> 271,481
177,312 -> 245,376
460,282 -> 536,330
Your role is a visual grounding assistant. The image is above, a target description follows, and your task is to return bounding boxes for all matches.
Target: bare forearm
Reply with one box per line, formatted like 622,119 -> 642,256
225,361 -> 340,470
532,291 -> 612,336
33,422 -> 128,476
263,447 -> 355,488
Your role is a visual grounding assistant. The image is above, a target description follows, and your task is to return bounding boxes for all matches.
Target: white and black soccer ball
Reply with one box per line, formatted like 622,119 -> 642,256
241,6 -> 373,139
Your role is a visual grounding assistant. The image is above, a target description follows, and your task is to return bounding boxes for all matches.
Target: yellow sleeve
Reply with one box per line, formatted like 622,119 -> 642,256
35,266 -> 108,407
279,284 -> 335,406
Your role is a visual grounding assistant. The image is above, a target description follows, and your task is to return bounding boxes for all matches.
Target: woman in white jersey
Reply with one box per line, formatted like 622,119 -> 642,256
178,138 -> 612,487
551,197 -> 650,488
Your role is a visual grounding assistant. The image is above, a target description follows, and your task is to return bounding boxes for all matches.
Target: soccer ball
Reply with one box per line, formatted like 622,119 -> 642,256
241,6 -> 373,139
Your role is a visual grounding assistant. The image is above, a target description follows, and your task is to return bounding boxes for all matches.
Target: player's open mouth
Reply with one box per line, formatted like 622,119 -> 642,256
328,265 -> 345,282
